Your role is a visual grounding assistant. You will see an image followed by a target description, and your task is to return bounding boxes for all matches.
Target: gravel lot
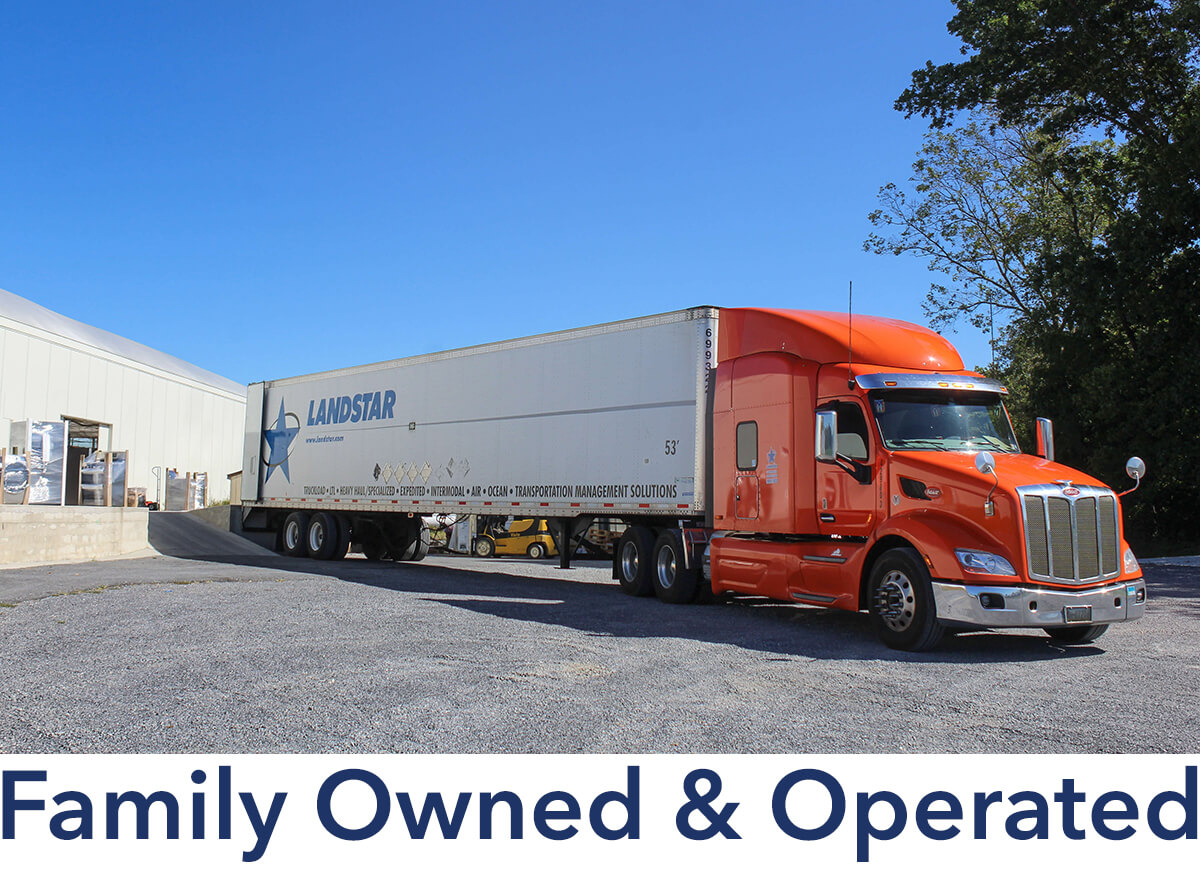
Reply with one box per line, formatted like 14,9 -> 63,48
1,514 -> 1197,753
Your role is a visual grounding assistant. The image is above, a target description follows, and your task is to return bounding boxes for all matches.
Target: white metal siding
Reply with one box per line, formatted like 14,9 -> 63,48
0,297 -> 246,503
251,308 -> 716,518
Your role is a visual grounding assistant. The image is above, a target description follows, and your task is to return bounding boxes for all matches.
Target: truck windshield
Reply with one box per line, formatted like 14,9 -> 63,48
870,390 -> 1019,453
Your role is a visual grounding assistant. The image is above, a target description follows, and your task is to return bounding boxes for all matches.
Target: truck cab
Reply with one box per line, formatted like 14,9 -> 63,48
706,308 -> 1146,650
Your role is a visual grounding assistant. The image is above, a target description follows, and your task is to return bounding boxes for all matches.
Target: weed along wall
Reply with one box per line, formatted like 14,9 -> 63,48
0,507 -> 148,566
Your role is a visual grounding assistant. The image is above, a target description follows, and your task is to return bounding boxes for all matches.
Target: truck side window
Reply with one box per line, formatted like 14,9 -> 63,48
819,402 -> 869,461
736,421 -> 757,470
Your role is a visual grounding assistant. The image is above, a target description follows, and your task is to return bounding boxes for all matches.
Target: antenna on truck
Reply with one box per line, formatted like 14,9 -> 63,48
847,281 -> 855,389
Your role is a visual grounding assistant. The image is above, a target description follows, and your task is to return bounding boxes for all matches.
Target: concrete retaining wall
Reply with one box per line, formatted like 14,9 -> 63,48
0,506 -> 149,566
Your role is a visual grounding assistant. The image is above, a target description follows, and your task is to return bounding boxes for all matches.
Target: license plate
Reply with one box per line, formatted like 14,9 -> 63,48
1064,606 -> 1093,623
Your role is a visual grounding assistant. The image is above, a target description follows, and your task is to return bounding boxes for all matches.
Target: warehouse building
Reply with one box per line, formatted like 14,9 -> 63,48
0,287 -> 246,506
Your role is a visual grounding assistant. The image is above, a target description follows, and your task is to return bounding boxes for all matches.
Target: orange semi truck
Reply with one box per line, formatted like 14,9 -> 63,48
682,308 -> 1146,650
241,306 -> 1146,651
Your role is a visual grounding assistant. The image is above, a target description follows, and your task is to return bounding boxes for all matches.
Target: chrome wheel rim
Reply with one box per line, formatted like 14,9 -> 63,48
655,545 -> 677,590
874,570 -> 915,632
285,521 -> 300,552
308,522 -> 324,553
621,541 -> 640,582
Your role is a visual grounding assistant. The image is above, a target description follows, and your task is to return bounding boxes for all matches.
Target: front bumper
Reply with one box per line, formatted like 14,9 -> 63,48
932,578 -> 1146,629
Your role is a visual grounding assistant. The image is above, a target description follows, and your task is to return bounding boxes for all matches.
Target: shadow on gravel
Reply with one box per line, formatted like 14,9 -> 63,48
147,511 -> 276,559
1139,565 -> 1200,617
133,512 -> 1198,663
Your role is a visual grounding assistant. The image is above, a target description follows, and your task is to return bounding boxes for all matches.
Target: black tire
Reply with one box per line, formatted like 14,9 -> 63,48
474,536 -> 495,558
332,516 -> 352,561
1046,624 -> 1109,644
358,523 -> 388,561
282,512 -> 310,557
361,540 -> 388,561
692,545 -> 715,605
615,527 -> 656,597
527,542 -> 546,559
867,547 -> 944,651
398,526 -> 431,562
651,530 -> 698,604
306,512 -> 340,560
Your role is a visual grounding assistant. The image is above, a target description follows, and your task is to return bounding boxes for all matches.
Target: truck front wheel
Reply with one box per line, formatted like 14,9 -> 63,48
867,547 -> 944,651
616,527 -> 655,597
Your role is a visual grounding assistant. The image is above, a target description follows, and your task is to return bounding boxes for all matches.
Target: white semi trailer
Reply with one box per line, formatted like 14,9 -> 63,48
239,308 -> 718,565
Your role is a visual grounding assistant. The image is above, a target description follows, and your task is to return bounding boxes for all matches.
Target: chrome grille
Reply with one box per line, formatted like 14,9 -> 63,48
1024,495 -> 1049,576
1019,485 -> 1121,585
1076,498 -> 1099,579
1099,496 -> 1118,575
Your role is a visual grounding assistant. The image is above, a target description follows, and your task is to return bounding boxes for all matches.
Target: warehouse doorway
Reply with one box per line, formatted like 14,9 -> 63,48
62,416 -> 111,506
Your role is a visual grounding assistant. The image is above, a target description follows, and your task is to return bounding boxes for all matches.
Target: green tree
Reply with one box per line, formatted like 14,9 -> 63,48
885,0 -> 1200,554
865,116 -> 1115,348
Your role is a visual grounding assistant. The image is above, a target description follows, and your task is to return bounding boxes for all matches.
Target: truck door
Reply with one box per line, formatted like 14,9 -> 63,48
734,422 -> 760,520
815,399 -> 877,537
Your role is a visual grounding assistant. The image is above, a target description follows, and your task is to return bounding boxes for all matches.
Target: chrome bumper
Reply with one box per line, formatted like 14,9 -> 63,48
932,578 -> 1146,629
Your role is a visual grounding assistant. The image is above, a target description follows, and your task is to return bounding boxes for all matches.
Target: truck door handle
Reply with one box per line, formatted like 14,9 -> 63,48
820,513 -> 836,522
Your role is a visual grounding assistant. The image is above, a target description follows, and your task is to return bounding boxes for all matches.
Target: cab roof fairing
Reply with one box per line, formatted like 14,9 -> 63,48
716,308 -> 964,371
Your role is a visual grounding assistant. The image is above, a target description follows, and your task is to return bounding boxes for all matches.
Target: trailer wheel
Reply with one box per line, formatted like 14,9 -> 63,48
527,542 -> 546,559
867,547 -> 944,651
282,512 -> 310,557
474,536 -> 495,558
306,512 -> 341,560
398,527 -> 431,562
616,527 -> 655,597
361,540 -> 388,561
332,516 -> 352,561
1045,624 -> 1108,644
651,530 -> 698,604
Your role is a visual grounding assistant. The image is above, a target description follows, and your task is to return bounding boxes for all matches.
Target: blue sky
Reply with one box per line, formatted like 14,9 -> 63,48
1,1 -> 988,384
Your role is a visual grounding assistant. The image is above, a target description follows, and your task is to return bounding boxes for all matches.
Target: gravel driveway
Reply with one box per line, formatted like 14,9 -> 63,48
1,513 -> 1196,753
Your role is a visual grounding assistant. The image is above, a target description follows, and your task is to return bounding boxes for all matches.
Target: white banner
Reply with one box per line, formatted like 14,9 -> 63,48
1,755 -> 1195,869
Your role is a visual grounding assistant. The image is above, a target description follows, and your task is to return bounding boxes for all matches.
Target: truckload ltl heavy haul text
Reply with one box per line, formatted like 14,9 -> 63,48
239,307 -> 1146,651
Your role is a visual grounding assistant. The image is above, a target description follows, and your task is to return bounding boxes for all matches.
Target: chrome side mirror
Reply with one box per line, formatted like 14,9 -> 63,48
1036,417 -> 1055,462
975,451 -> 998,517
815,410 -> 837,462
1119,456 -> 1147,497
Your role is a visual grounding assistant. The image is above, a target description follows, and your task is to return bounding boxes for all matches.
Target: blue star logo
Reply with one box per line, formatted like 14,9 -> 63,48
767,448 -> 777,465
263,398 -> 300,483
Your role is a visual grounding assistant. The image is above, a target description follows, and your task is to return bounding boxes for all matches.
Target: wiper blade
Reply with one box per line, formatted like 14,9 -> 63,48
966,436 -> 1011,449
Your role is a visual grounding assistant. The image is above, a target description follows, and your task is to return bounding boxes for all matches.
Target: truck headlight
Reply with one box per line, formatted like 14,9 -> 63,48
955,549 -> 1016,576
1124,548 -> 1139,574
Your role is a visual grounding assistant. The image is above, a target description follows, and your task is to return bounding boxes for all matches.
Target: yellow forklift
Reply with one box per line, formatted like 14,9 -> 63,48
472,517 -> 558,559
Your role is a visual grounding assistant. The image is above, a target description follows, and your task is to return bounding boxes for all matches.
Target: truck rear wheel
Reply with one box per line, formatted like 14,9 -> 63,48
867,547 -> 944,651
306,512 -> 341,560
282,512 -> 310,557
1045,624 -> 1108,644
616,527 -> 655,597
652,530 -> 697,604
